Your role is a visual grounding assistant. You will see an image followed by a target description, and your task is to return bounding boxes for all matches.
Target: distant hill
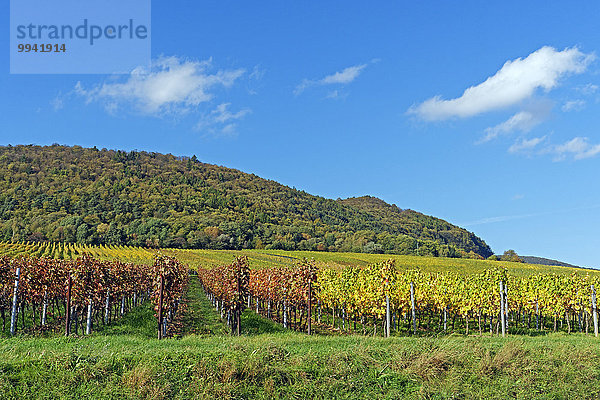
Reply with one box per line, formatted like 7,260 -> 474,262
521,256 -> 579,269
0,144 -> 493,258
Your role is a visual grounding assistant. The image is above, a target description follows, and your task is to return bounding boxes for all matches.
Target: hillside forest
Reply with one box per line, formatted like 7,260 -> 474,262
0,145 -> 493,259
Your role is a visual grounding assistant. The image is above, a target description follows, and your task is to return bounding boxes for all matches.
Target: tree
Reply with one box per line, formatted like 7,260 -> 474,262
76,224 -> 90,243
501,249 -> 523,263
27,232 -> 48,242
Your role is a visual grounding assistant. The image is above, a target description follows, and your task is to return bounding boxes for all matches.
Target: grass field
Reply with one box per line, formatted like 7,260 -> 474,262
2,276 -> 600,399
4,331 -> 600,399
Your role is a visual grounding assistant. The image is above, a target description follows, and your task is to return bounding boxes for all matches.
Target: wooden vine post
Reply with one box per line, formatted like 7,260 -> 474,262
65,274 -> 72,336
535,299 -> 539,330
499,281 -> 506,337
308,274 -> 312,335
592,285 -> 598,338
236,268 -> 241,336
86,298 -> 93,335
504,283 -> 509,331
157,274 -> 164,340
443,307 -> 448,333
10,267 -> 21,336
41,290 -> 48,326
120,296 -> 126,316
304,259 -> 317,336
104,289 -> 110,324
283,286 -> 288,329
410,281 -> 416,335
380,260 -> 395,338
385,292 -> 391,338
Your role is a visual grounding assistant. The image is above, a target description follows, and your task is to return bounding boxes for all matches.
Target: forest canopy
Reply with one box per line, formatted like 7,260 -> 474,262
0,145 -> 493,258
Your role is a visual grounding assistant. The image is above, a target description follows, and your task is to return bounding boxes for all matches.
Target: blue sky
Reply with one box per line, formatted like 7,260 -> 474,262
2,1 -> 600,267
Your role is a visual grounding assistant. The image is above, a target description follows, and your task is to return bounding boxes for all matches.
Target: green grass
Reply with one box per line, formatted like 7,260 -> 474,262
239,309 -> 290,335
3,277 -> 600,399
181,275 -> 230,336
2,332 -> 600,399
93,300 -> 158,339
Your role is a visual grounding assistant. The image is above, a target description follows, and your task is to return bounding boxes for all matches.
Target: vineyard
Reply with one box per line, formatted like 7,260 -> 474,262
0,241 -> 156,264
2,240 -> 600,338
0,253 -> 188,338
0,241 -> 590,275
2,241 -> 600,398
200,257 -> 600,338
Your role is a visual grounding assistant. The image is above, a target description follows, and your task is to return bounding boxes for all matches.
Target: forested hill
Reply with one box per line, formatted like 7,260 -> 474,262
0,145 -> 492,258
340,196 -> 492,257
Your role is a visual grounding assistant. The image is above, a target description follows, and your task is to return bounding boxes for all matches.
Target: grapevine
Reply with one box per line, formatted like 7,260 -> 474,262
0,254 -> 189,338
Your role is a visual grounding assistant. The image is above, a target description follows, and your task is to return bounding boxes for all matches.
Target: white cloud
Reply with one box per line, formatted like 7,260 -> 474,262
210,103 -> 251,124
504,135 -> 600,161
577,83 -> 598,95
196,103 -> 251,137
294,63 -> 367,95
463,204 -> 600,227
562,99 -> 586,112
508,136 -> 546,153
326,90 -> 340,99
479,110 -> 545,143
408,46 -> 594,121
294,80 -> 312,96
321,64 -> 366,84
249,65 -> 265,81
247,65 -> 266,95
462,213 -> 541,226
325,90 -> 349,100
552,137 -> 600,161
50,96 -> 64,111
75,56 -> 245,115
220,124 -> 238,136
